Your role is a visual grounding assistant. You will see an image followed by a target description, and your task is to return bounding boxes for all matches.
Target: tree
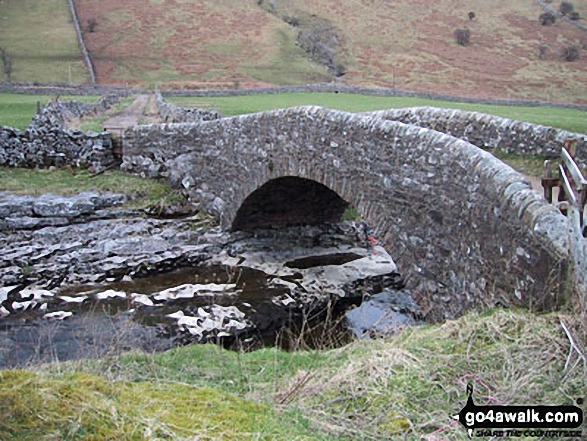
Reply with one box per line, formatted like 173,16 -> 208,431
4,54 -> 12,81
539,12 -> 557,25
560,2 -> 574,15
87,18 -> 97,33
0,47 -> 13,82
454,28 -> 471,46
468,11 -> 476,21
562,45 -> 580,61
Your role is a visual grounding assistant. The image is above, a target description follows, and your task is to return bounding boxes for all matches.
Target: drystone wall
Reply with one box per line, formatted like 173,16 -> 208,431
57,94 -> 120,119
0,82 -> 134,97
67,0 -> 96,83
122,107 -> 572,321
0,97 -> 118,170
367,107 -> 587,164
155,92 -> 221,123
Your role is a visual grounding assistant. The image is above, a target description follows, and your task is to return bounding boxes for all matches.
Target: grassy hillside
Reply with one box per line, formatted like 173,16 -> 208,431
3,309 -> 584,440
1,1 -> 586,103
69,0 -> 587,103
0,0 -> 88,83
74,0 -> 331,87
261,0 -> 587,102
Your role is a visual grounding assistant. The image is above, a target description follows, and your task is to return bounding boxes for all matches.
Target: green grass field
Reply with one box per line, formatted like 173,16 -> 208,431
0,93 -> 99,129
3,92 -> 586,134
169,93 -> 587,134
0,0 -> 88,83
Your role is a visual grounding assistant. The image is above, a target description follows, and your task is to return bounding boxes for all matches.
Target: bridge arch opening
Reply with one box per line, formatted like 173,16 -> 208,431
231,176 -> 349,231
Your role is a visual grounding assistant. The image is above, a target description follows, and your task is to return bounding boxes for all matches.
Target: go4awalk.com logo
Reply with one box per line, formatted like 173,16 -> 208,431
453,384 -> 584,438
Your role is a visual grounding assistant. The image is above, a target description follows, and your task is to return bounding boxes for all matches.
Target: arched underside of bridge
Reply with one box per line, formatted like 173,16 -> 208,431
125,106 -> 572,321
232,176 -> 348,231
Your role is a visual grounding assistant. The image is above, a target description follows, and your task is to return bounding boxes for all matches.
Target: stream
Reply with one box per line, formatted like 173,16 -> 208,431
0,191 -> 422,368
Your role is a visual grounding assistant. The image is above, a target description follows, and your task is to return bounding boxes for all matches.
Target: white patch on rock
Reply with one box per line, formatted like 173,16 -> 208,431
153,283 -> 238,302
166,310 -> 185,320
44,311 -> 73,320
166,305 -> 250,340
59,295 -> 88,304
130,293 -> 154,306
95,290 -> 127,300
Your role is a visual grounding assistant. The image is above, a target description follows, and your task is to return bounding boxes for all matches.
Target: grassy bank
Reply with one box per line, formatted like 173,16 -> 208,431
2,309 -> 583,440
0,370 -> 330,440
0,167 -> 184,211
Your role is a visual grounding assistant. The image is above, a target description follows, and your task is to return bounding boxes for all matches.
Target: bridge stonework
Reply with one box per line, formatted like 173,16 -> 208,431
123,107 -> 572,320
366,107 -> 587,163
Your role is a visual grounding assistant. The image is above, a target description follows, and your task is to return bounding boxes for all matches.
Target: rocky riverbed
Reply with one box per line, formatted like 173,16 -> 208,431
0,191 -> 421,368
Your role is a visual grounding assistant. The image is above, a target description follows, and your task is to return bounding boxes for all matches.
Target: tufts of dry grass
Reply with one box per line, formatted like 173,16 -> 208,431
26,308 -> 586,440
278,309 -> 586,439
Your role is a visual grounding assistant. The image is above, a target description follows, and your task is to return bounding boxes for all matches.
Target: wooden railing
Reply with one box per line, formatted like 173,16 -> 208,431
542,139 -> 587,310
542,139 -> 587,237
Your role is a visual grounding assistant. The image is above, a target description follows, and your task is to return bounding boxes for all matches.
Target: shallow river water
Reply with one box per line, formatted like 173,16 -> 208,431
0,192 -> 421,368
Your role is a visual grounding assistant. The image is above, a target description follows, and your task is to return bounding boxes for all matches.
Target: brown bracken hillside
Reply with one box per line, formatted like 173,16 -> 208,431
75,0 -> 587,103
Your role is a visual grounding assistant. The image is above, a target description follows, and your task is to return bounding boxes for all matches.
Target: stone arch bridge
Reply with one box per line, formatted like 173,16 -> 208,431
122,107 -> 575,320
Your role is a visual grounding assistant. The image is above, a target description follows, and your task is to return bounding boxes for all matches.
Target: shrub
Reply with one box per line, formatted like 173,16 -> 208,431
562,46 -> 580,61
468,11 -> 476,21
87,18 -> 97,33
454,28 -> 471,46
540,12 -> 557,25
570,11 -> 580,20
0,47 -> 13,81
560,2 -> 574,15
539,44 -> 549,59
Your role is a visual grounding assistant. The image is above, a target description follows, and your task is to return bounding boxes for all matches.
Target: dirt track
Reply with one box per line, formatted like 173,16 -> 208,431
103,94 -> 149,130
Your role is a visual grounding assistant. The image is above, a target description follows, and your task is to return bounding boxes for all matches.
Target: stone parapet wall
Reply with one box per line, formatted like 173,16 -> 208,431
155,92 -> 221,123
122,107 -> 572,321
368,107 -> 587,163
